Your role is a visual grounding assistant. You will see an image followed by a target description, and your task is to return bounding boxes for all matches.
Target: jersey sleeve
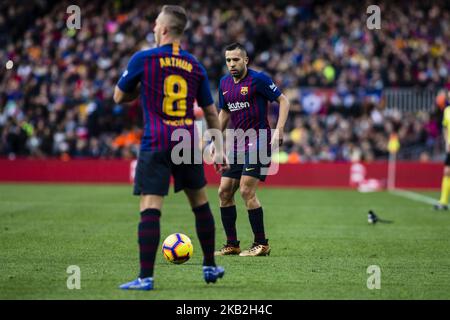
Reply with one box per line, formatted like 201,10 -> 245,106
117,52 -> 143,93
218,79 -> 229,111
196,64 -> 214,108
256,72 -> 282,102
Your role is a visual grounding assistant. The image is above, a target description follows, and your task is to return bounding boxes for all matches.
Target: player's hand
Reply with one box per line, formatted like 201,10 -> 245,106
270,128 -> 284,147
213,150 -> 229,174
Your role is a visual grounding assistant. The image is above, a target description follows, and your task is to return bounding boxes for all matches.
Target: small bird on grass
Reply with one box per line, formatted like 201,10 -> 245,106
368,210 -> 393,224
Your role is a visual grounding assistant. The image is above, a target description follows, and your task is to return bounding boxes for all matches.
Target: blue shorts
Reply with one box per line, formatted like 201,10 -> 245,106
222,151 -> 271,182
133,150 -> 207,196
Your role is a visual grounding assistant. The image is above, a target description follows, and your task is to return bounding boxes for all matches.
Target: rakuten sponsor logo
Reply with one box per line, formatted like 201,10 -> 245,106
227,101 -> 250,111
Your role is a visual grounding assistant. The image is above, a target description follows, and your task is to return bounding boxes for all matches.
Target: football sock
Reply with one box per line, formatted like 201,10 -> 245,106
138,208 -> 161,279
220,205 -> 239,245
439,176 -> 450,205
192,202 -> 216,267
248,207 -> 268,245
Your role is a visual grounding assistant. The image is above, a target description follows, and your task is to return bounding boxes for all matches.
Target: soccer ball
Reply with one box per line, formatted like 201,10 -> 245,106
162,233 -> 193,264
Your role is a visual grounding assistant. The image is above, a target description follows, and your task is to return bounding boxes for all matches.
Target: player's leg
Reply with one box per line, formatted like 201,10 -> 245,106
137,194 -> 163,278
184,186 -> 217,267
238,174 -> 271,257
120,151 -> 170,291
120,195 -> 164,290
436,159 -> 450,210
215,177 -> 241,255
174,163 -> 224,283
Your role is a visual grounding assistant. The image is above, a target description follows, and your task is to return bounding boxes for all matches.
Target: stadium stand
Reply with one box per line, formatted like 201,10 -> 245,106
1,0 -> 449,161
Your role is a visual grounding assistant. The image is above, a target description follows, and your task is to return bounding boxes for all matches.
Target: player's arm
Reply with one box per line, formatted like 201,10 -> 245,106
203,104 -> 229,172
203,104 -> 226,152
113,84 -> 140,104
197,73 -> 223,133
204,87 -> 230,164
204,107 -> 228,157
218,109 -> 231,133
203,104 -> 222,132
114,52 -> 143,104
208,85 -> 231,159
197,69 -> 229,172
273,93 -> 290,145
257,73 -> 290,146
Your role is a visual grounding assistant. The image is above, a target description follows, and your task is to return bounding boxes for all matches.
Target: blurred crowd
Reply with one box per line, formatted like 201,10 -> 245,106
1,0 -> 449,161
273,104 -> 442,163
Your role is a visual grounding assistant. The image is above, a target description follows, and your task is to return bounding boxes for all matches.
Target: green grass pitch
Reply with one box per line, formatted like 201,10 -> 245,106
1,184 -> 449,299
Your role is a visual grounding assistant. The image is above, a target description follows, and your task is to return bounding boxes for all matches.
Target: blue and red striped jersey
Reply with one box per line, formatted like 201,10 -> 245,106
218,68 -> 281,151
117,43 -> 214,151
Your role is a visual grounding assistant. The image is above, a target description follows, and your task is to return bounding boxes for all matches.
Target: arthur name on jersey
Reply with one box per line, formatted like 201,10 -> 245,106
227,101 -> 250,112
159,57 -> 193,73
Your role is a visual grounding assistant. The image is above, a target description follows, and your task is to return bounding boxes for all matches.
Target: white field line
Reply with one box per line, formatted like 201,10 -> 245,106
389,189 -> 438,205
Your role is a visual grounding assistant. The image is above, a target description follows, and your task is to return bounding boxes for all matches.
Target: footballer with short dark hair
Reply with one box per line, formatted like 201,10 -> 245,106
213,42 -> 290,257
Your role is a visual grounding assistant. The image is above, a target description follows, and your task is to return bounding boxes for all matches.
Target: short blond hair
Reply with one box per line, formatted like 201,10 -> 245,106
161,5 -> 188,36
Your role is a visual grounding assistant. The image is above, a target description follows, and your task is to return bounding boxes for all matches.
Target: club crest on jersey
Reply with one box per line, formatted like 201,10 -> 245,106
240,86 -> 248,95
